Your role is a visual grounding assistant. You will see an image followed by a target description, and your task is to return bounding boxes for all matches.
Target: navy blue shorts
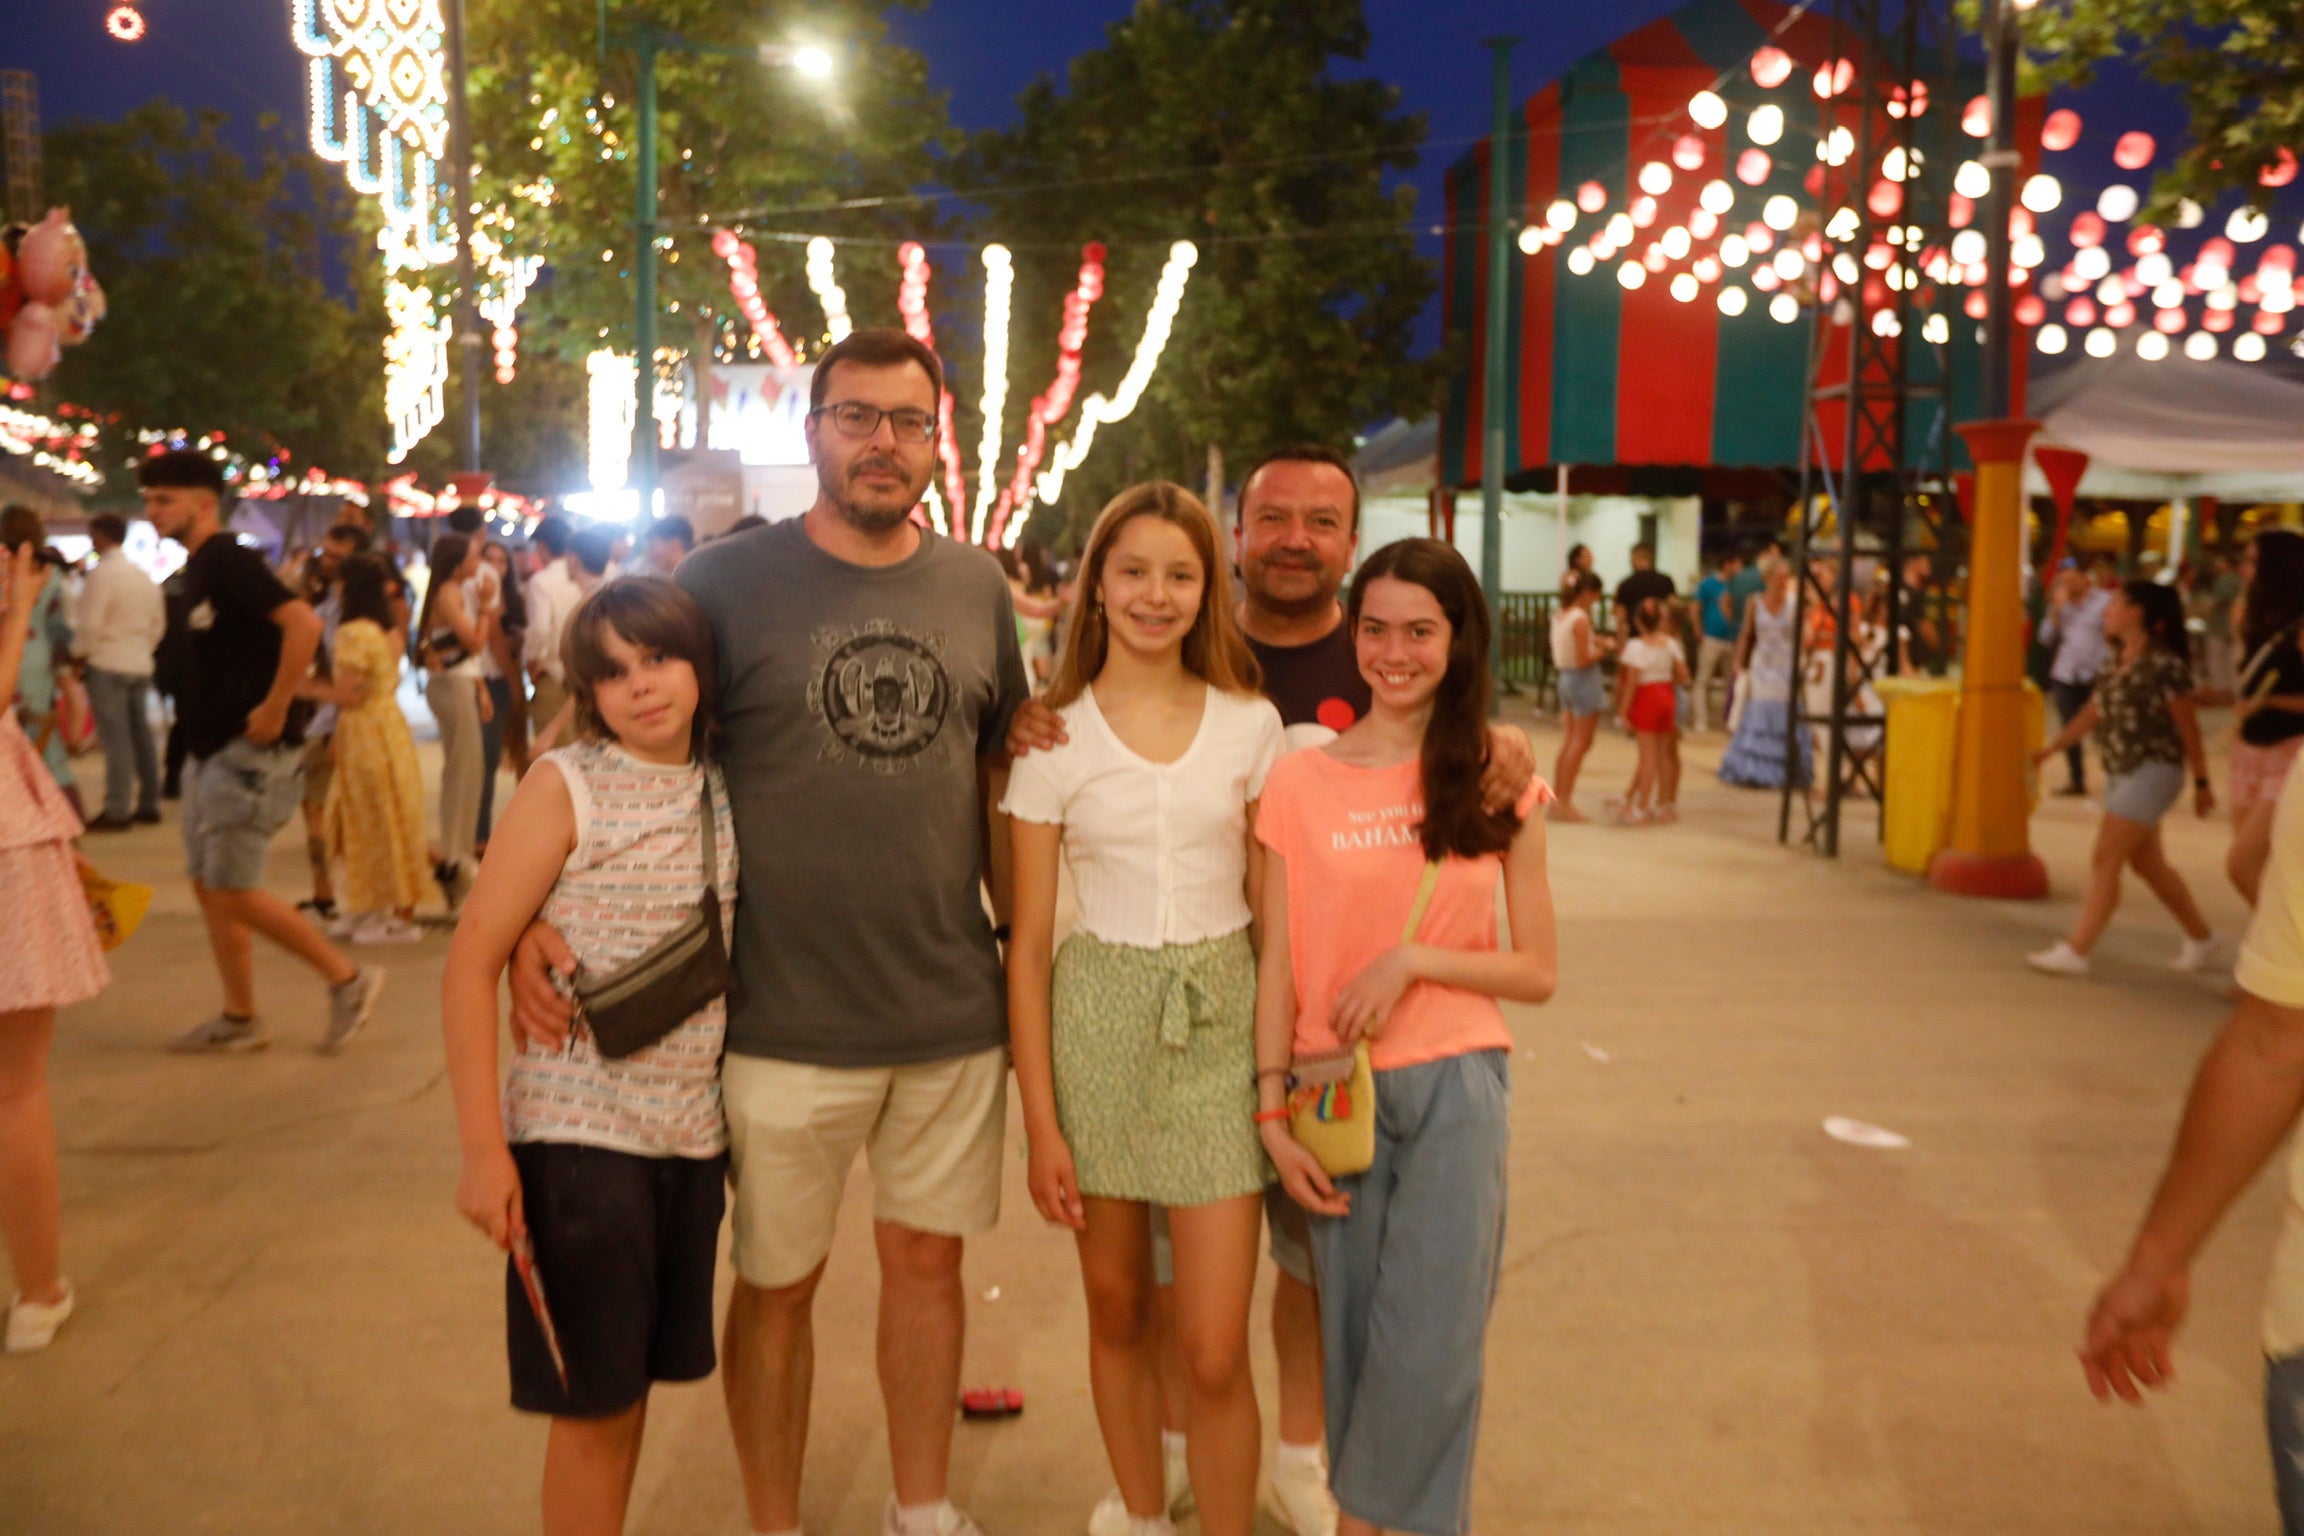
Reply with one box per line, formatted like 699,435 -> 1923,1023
507,1141 -> 728,1418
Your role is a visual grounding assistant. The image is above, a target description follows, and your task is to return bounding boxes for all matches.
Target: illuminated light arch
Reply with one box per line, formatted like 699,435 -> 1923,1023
894,241 -> 969,532
992,242 -> 1106,549
1035,241 -> 1199,509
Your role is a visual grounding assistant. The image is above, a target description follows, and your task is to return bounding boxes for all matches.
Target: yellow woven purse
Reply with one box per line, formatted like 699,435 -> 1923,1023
1288,860 -> 1440,1178
79,864 -> 154,952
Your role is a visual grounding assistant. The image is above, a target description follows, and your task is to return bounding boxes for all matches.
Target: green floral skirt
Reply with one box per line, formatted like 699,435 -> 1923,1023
1050,927 -> 1272,1206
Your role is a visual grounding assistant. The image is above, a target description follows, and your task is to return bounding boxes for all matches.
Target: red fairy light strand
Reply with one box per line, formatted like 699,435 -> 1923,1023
712,230 -> 797,367
991,242 -> 1107,545
896,242 -> 970,525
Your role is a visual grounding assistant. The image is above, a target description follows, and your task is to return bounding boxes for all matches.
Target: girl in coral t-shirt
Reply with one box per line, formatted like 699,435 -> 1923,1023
1252,537 -> 1556,1536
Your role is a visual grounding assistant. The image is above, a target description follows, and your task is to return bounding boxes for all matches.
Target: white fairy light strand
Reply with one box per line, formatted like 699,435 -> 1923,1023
587,350 -> 637,491
972,244 -> 1015,544
806,237 -> 853,342
1035,241 -> 1199,509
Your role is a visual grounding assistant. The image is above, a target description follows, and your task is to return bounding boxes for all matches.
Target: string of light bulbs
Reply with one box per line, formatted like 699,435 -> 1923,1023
990,242 -> 1106,548
971,245 -> 1015,544
1033,241 -> 1199,513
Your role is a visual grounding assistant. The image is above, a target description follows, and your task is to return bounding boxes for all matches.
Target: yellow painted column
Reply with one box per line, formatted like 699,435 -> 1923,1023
1929,420 -> 2049,899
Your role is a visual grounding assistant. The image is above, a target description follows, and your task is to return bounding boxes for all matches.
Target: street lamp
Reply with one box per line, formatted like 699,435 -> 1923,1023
599,12 -> 836,520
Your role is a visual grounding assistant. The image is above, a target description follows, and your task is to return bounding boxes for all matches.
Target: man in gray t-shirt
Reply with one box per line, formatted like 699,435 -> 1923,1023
515,329 -> 1023,1536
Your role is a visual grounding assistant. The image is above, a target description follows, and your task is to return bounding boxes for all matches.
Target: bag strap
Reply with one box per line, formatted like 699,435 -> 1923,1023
1400,860 -> 1441,944
697,771 -> 718,896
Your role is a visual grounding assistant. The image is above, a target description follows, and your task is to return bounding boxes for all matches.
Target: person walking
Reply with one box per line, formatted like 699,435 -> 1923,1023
1691,551 -> 1744,732
1610,598 -> 1688,825
1718,557 -> 1812,790
475,539 -> 529,845
445,576 -> 735,1536
131,451 -> 384,1053
418,533 -> 494,909
0,541 -> 109,1353
1610,540 -> 1675,644
0,507 -> 80,816
510,329 -> 1029,1536
317,555 -> 432,944
2225,530 -> 2304,904
70,512 -> 166,831
2039,560 -> 2116,798
1548,572 -> 1610,822
295,523 -> 365,920
1253,537 -> 1555,1536
2027,580 -> 2217,978
522,518 -> 582,741
1005,483 -> 1283,1536
2078,753 -> 2304,1536
642,514 -> 695,577
154,562 -> 194,800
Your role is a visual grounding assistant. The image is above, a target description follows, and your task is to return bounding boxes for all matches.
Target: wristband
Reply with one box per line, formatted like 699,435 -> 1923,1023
1254,1065 -> 1291,1082
1254,1107 -> 1292,1125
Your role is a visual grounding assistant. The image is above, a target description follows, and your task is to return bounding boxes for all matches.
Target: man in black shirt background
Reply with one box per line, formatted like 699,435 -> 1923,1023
136,451 -> 383,1055
1612,540 -> 1678,640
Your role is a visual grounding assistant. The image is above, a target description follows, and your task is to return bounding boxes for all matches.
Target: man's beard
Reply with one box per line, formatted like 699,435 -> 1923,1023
1246,556 -> 1343,619
822,454 -> 927,533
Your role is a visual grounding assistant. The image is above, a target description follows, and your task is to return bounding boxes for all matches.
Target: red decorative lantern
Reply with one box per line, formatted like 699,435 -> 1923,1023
2113,132 -> 2156,171
1735,148 -> 1771,186
1750,46 -> 1793,89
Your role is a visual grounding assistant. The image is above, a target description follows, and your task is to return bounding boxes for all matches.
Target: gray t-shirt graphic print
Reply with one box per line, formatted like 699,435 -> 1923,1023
677,516 -> 1030,1067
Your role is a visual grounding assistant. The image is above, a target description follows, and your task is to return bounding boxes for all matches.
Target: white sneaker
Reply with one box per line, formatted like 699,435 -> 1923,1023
2027,941 -> 2091,977
1088,1434 -> 1193,1536
5,1281 -> 75,1353
2173,934 -> 2218,973
350,915 -> 425,946
1265,1442 -> 1340,1536
880,1497 -> 986,1536
325,910 -> 363,939
1084,1494 -> 1175,1536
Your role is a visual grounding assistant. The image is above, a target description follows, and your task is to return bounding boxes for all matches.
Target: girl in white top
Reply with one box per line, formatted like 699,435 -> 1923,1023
1547,571 -> 1613,820
1611,597 -> 1690,824
1004,482 -> 1284,1536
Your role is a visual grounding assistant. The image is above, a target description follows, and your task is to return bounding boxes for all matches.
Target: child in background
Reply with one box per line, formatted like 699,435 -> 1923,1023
1611,598 -> 1689,825
1547,572 -> 1610,822
441,577 -> 736,1536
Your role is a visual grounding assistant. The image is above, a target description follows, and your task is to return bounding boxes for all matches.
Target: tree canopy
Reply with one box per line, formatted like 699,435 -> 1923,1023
40,101 -> 388,485
959,0 -> 1438,544
2015,0 -> 2304,221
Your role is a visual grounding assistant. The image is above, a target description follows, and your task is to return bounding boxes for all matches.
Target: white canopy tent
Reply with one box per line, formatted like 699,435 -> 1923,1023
2027,355 -> 2304,503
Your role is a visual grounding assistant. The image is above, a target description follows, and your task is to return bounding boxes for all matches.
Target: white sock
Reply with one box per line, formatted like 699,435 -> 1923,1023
1275,1438 -> 1324,1472
895,1501 -> 953,1536
1162,1429 -> 1188,1457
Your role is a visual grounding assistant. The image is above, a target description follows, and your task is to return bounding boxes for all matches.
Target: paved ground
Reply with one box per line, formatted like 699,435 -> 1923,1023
0,701 -> 2288,1534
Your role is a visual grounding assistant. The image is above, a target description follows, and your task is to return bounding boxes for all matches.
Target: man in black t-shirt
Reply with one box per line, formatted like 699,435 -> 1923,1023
136,451 -> 383,1055
1612,541 -> 1678,639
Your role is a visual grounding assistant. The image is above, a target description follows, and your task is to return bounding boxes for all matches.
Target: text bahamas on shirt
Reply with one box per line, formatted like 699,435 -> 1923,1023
806,620 -> 954,773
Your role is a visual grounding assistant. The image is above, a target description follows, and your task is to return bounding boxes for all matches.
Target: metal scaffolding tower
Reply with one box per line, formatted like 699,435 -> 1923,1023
1779,0 -> 1966,855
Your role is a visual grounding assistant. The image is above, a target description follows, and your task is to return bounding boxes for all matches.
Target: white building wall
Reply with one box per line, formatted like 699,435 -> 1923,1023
1360,492 -> 1702,593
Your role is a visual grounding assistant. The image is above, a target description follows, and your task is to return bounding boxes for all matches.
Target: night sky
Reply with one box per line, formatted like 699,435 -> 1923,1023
0,0 -> 2215,358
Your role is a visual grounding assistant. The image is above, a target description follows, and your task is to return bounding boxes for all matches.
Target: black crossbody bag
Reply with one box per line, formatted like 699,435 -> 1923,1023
571,778 -> 733,1060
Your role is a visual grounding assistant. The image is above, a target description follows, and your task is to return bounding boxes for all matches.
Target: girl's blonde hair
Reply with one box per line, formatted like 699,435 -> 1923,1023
1045,481 -> 1261,707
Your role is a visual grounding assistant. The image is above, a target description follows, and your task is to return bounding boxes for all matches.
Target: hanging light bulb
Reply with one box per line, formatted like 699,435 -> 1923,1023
2084,326 -> 2117,357
1689,89 -> 1728,130
2236,331 -> 2269,361
1618,261 -> 1647,290
1516,226 -> 1542,256
1720,233 -> 1751,268
1638,161 -> 1673,196
1769,292 -> 1800,323
1923,312 -> 1951,344
1670,272 -> 1700,302
1577,180 -> 1608,213
2072,245 -> 2112,282
2036,323 -> 2069,354
2229,207 -> 2271,243
1718,285 -> 1750,316
1773,247 -> 1806,280
2020,173 -> 2062,213
1661,226 -> 1692,260
1953,160 -> 1991,199
1825,207 -> 1862,243
2136,329 -> 2171,360
1566,246 -> 1596,276
1950,229 -> 1987,266
1762,194 -> 1798,230
1546,199 -> 1577,231
1819,127 -> 1854,166
2097,185 -> 2139,223
1699,179 -> 1735,215
1750,46 -> 1793,89
2184,330 -> 2219,360
1747,104 -> 1784,146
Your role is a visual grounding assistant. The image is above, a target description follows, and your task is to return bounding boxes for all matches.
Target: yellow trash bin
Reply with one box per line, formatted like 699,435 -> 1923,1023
1880,678 -> 1960,874
1880,676 -> 2048,874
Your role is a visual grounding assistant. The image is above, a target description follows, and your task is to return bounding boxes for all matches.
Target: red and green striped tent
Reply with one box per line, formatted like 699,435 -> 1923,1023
1440,0 -> 1999,489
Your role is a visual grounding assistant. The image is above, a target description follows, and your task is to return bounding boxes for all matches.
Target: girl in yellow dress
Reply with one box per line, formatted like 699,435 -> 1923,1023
320,554 -> 433,943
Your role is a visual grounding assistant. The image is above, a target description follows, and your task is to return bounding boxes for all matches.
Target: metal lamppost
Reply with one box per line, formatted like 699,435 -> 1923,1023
599,9 -> 833,519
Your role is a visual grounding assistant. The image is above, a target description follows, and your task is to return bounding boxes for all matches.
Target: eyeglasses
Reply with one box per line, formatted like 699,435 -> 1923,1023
808,401 -> 938,445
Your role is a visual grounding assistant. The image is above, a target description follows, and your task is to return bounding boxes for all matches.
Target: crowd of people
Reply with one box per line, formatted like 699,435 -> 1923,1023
0,327 -> 1553,1536
17,317 -> 2304,1535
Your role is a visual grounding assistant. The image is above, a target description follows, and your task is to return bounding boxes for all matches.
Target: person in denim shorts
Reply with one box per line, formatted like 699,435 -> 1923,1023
136,451 -> 383,1055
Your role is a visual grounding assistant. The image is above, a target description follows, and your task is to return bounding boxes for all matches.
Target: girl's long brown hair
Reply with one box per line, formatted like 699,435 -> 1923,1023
1348,538 -> 1520,861
1045,481 -> 1262,707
